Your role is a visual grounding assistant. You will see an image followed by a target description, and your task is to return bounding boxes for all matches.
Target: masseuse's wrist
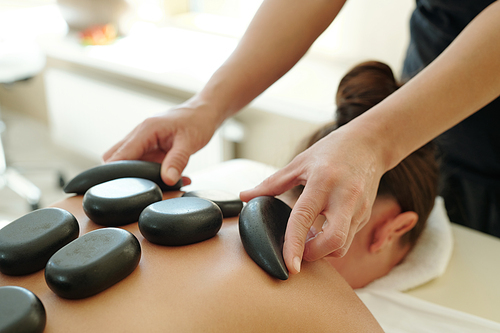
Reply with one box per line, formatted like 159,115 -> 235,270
343,114 -> 401,176
180,93 -> 231,129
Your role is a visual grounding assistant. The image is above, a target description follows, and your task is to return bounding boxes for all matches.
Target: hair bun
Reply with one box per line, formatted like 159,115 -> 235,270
336,61 -> 399,127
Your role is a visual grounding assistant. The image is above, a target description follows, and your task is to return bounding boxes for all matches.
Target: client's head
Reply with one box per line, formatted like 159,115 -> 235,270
286,61 -> 439,289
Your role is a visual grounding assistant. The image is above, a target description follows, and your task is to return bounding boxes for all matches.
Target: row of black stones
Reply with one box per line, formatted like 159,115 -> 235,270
62,160 -> 183,194
0,161 -> 191,332
82,179 -> 292,280
81,178 -> 235,245
80,175 -> 291,281
0,161 -> 291,332
0,183 -> 235,278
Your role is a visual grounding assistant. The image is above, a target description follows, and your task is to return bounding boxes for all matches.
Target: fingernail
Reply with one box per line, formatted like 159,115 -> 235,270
293,256 -> 301,273
166,167 -> 180,183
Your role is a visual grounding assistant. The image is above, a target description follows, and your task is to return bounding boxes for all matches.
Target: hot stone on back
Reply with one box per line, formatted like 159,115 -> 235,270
83,177 -> 162,226
0,286 -> 46,333
139,197 -> 223,246
0,208 -> 79,276
239,196 -> 291,280
45,228 -> 141,299
182,189 -> 244,218
63,160 -> 183,194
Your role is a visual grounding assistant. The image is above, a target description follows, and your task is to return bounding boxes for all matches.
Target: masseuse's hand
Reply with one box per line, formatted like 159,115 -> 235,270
103,103 -> 221,185
240,126 -> 386,275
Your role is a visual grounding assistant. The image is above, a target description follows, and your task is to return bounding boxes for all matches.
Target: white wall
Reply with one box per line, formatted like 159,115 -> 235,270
188,0 -> 415,75
44,68 -> 228,175
6,0 -> 416,172
235,0 -> 416,168
314,0 -> 415,76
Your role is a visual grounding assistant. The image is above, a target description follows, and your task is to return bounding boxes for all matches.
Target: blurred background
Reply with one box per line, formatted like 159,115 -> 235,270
0,0 -> 413,223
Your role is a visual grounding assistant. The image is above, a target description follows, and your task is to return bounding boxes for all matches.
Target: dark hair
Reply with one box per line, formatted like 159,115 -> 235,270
296,61 -> 438,248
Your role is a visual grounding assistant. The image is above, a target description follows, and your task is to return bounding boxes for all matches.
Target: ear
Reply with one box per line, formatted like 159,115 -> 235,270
369,211 -> 418,253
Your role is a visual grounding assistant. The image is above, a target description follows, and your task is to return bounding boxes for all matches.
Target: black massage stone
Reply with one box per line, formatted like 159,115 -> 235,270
0,286 -> 46,333
238,196 -> 291,280
182,189 -> 244,217
0,208 -> 79,276
63,160 -> 183,194
45,228 -> 141,299
139,197 -> 223,246
83,177 -> 163,226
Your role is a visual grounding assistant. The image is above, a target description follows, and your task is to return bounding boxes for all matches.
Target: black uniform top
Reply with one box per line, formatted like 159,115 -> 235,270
402,0 -> 500,234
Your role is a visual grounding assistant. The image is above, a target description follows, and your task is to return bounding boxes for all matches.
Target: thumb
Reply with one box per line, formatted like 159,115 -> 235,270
283,185 -> 325,274
161,139 -> 191,185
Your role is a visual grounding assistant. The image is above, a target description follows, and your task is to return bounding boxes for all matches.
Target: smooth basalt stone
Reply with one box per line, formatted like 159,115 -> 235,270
63,160 -> 183,194
83,177 -> 162,226
0,286 -> 46,333
45,228 -> 141,299
139,197 -> 223,246
0,208 -> 79,276
238,196 -> 291,280
182,189 -> 244,218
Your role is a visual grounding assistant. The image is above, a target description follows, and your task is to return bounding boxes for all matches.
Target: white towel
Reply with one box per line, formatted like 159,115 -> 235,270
355,289 -> 500,333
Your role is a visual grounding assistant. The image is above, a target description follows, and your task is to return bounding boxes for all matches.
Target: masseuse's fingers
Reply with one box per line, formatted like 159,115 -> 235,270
282,183 -> 329,273
103,125 -> 145,162
103,116 -> 165,163
241,127 -> 385,275
160,137 -> 191,186
303,186 -> 373,260
104,116 -> 196,185
103,105 -> 221,185
240,155 -> 326,274
241,162 -> 359,274
242,169 -> 372,274
102,138 -> 127,161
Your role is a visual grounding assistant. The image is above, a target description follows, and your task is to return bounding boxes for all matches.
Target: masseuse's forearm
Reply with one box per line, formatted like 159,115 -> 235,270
350,1 -> 500,172
186,0 -> 346,124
